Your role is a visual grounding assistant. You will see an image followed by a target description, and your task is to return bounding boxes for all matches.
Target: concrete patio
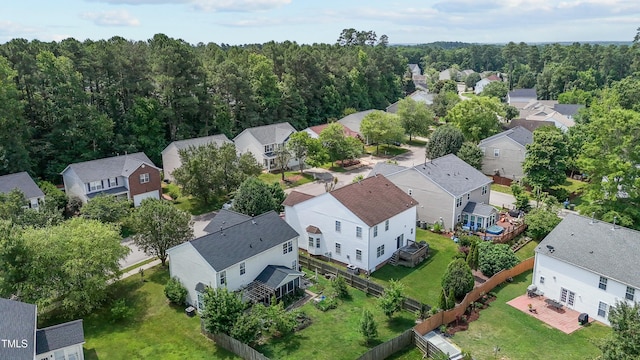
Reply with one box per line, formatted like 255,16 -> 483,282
507,294 -> 596,334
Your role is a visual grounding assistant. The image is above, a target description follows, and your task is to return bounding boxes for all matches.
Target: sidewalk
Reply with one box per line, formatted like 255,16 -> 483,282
120,259 -> 162,279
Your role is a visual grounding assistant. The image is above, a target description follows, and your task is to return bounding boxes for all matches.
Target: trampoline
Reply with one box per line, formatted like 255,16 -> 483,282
486,225 -> 505,235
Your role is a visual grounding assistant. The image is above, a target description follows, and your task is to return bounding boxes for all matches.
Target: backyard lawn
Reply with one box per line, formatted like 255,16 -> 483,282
515,240 -> 539,261
365,144 -> 409,157
256,270 -> 416,360
81,267 -> 237,359
371,229 -> 459,306
451,271 -> 610,359
163,183 -> 221,215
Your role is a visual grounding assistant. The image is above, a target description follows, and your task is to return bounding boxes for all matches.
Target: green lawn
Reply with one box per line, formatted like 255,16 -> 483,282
318,162 -> 347,173
82,267 -> 237,360
256,270 -> 415,360
452,271 -> 610,359
405,138 -> 427,146
258,171 -> 315,188
163,183 -> 221,215
371,229 -> 459,306
365,144 -> 409,157
491,183 -> 513,195
515,240 -> 539,261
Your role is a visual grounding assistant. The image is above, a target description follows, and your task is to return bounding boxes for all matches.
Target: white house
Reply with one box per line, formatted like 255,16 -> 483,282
0,172 -> 45,209
532,214 -> 640,325
283,174 -> 418,273
233,122 -> 298,171
474,74 -> 501,95
61,152 -> 162,207
0,298 -> 85,360
167,210 -> 301,310
161,134 -> 232,182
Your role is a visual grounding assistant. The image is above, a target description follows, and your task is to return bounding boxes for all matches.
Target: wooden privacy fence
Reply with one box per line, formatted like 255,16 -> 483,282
491,223 -> 527,244
414,257 -> 535,336
356,329 -> 414,360
299,255 -> 430,313
201,321 -> 270,360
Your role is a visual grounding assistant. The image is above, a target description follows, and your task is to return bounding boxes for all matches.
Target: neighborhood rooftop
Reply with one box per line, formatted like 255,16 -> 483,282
329,174 -> 417,227
0,171 -> 44,199
337,110 -> 375,134
479,126 -> 533,147
536,213 -> 640,289
233,122 -> 296,145
202,209 -> 251,233
35,320 -> 85,355
282,190 -> 315,207
164,134 -> 231,151
416,154 -> 492,197
254,265 -> 302,289
509,88 -> 537,98
0,298 -> 36,360
189,211 -> 299,271
61,152 -> 157,183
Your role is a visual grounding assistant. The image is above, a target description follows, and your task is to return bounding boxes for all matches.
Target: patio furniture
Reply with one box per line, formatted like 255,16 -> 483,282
527,284 -> 544,297
545,298 -> 563,310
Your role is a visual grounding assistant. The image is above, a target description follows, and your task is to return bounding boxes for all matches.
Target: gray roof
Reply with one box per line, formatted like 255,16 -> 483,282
163,134 -> 232,153
0,298 -> 36,360
0,172 -> 44,199
367,162 -> 407,178
62,152 -> 158,183
187,211 -> 299,271
553,104 -> 583,117
337,110 -> 375,134
463,202 -> 497,217
36,320 -> 84,355
536,214 -> 640,289
386,90 -> 434,113
203,209 -> 251,234
508,88 -> 537,99
233,122 -> 296,145
255,265 -> 303,289
478,126 -> 533,148
506,119 -> 555,133
414,154 -> 492,197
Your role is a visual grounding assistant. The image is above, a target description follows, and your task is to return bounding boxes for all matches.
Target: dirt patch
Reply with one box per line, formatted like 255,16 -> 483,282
445,295 -> 497,336
284,174 -> 303,183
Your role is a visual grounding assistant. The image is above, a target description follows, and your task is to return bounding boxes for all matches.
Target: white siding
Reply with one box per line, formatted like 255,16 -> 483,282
533,253 -> 634,325
62,168 -> 89,203
234,132 -> 265,169
161,143 -> 181,182
168,243 -> 218,306
37,343 -> 84,360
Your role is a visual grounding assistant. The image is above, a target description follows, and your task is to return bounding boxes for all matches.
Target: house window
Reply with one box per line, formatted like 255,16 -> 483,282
626,287 -> 635,301
140,173 -> 150,184
540,276 -> 545,284
493,149 -> 500,157
240,262 -> 245,275
385,220 -> 389,231
456,197 -> 463,207
292,260 -> 297,270
335,220 -> 341,232
219,271 -> 226,286
264,144 -> 275,153
356,249 -> 362,261
283,241 -> 293,254
467,193 -> 470,200
373,225 -> 378,237
599,276 -> 608,290
356,226 -> 362,238
316,238 -> 320,248
197,291 -> 205,310
89,181 -> 103,192
376,245 -> 385,258
457,214 -> 461,223
308,237 -> 314,248
335,243 -> 341,255
482,185 -> 488,195
108,177 -> 118,187
598,301 -> 608,318
408,189 -> 413,196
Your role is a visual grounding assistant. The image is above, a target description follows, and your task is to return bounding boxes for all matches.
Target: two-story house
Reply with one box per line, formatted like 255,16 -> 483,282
161,134 -> 232,182
478,126 -> 533,183
532,214 -> 640,326
61,152 -> 161,207
0,298 -> 85,360
283,174 -> 418,273
167,210 -> 301,309
233,122 -> 298,171
0,172 -> 45,210
369,154 -> 494,232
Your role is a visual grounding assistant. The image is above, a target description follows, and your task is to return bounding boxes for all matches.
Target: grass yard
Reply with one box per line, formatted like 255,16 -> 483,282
452,271 -> 610,359
371,229 -> 459,306
405,138 -> 427,146
258,171 -> 315,188
81,267 -> 237,360
515,240 -> 539,261
491,183 -> 513,195
163,183 -> 221,215
256,271 -> 415,360
365,144 -> 408,157
318,162 -> 347,173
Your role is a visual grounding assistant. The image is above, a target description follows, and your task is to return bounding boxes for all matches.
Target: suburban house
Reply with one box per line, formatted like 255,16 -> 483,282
553,103 -> 583,120
0,172 -> 45,209
0,298 -> 85,360
506,119 -> 555,133
507,88 -> 537,107
519,100 -> 576,131
337,110 -> 375,138
283,174 -> 418,273
161,134 -> 232,182
303,122 -> 360,140
386,90 -> 434,113
233,122 -> 298,171
368,154 -> 494,231
61,152 -> 161,207
407,64 -> 427,90
167,210 -> 301,309
439,68 -> 475,82
408,63 -> 421,77
478,126 -> 533,183
532,214 -> 640,326
474,74 -> 501,95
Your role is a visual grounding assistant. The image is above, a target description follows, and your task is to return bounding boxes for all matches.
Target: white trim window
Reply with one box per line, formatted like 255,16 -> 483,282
599,276 -> 608,291
335,220 -> 341,232
308,237 -> 314,248
108,177 -> 118,187
315,238 -> 320,248
197,291 -> 205,310
385,220 -> 389,231
240,262 -> 246,275
598,301 -> 608,318
219,271 -> 226,286
89,181 -> 103,192
283,241 -> 293,254
140,173 -> 150,184
626,287 -> 635,301
292,260 -> 297,270
493,149 -> 500,157
373,225 -> 378,237
335,243 -> 341,255
356,226 -> 362,238
356,249 -> 362,261
456,197 -> 463,207
376,245 -> 385,258
482,185 -> 488,195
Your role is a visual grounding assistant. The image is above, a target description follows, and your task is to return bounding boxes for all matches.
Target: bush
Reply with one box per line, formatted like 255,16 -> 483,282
164,277 -> 188,305
330,275 -> 349,299
432,222 -> 443,233
359,309 -> 378,345
110,298 -> 133,323
478,242 -> 519,277
315,297 -> 338,312
441,259 -> 475,299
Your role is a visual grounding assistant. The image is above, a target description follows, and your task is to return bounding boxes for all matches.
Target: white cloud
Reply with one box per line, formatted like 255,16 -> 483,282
80,10 -> 140,26
191,0 -> 291,12
85,0 -> 188,4
0,20 -> 39,35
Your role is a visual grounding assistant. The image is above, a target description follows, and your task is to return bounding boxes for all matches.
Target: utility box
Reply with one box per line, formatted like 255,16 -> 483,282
347,264 -> 359,275
578,313 -> 589,325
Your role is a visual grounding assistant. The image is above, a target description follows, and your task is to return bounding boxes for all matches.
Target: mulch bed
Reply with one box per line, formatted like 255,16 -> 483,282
446,295 -> 497,336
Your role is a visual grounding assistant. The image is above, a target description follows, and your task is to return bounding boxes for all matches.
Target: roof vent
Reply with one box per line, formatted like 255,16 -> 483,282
249,244 -> 252,248
546,245 -> 555,253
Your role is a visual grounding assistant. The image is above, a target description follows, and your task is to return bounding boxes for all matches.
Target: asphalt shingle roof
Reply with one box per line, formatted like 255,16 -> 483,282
283,191 -> 315,207
508,88 -> 537,99
35,320 -> 84,355
63,152 -> 157,183
233,122 -> 296,145
188,211 -> 299,271
0,172 -> 44,199
330,174 -> 417,227
463,202 -> 497,217
506,119 -> 555,133
255,265 -> 303,289
163,134 -> 232,152
478,126 -> 533,148
553,104 -> 583,117
337,110 -> 375,134
0,298 -> 37,360
367,162 -> 407,178
536,214 -> 640,289
203,210 -> 251,234
414,154 -> 492,197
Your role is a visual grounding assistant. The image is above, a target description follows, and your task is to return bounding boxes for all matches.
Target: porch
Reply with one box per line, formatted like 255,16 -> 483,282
243,265 -> 303,305
507,293 -> 595,334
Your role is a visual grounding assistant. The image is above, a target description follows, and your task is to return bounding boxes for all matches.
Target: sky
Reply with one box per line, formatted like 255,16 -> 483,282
2,0 -> 639,45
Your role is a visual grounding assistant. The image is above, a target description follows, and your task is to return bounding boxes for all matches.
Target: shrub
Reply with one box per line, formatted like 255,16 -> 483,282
230,312 -> 262,345
477,242 -> 519,277
110,298 -> 133,323
432,222 -> 442,233
315,297 -> 338,312
441,259 -> 475,299
330,275 -> 349,299
359,309 -> 378,345
164,277 -> 188,305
